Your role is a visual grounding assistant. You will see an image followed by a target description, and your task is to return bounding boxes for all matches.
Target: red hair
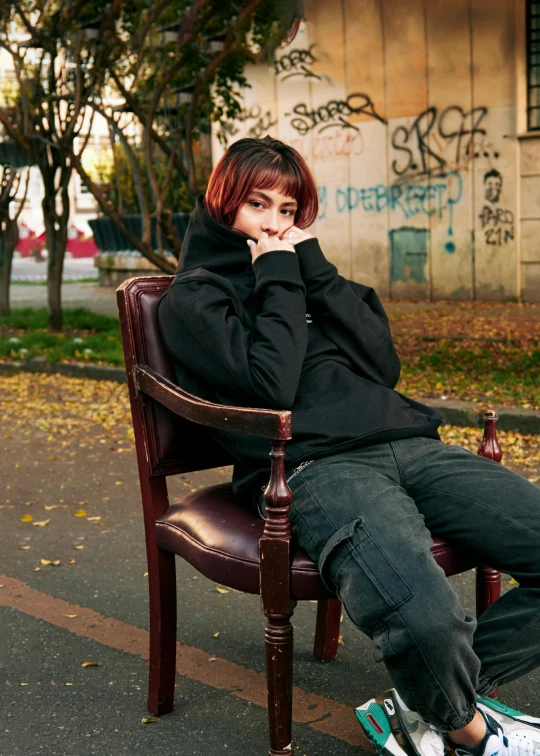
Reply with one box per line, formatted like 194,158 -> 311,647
204,136 -> 318,229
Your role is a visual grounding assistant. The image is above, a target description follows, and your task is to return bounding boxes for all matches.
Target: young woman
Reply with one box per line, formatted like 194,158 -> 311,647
157,136 -> 540,756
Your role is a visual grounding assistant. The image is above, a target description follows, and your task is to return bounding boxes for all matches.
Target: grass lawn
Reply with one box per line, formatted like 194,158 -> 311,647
0,308 -> 123,366
0,303 -> 538,410
390,303 -> 540,410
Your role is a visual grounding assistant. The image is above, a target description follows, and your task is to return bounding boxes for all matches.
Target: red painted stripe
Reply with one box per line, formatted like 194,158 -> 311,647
367,713 -> 385,734
0,575 -> 367,748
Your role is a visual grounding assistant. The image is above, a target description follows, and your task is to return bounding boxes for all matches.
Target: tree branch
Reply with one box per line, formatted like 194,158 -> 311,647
69,150 -> 176,273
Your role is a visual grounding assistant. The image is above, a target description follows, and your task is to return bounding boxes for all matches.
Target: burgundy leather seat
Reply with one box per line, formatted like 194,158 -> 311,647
156,482 -> 480,600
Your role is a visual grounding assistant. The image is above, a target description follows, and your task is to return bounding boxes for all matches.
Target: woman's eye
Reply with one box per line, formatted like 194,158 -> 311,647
249,201 -> 264,209
281,209 -> 295,216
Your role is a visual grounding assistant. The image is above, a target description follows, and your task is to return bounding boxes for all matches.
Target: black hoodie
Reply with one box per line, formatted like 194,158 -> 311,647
157,196 -> 442,507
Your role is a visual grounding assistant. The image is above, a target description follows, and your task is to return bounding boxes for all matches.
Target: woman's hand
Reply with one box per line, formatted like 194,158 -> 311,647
283,226 -> 314,245
247,231 -> 295,264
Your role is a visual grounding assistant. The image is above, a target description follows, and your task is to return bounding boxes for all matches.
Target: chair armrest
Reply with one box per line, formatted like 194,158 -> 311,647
133,364 -> 292,441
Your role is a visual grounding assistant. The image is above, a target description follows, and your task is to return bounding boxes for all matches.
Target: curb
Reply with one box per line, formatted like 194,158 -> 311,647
418,398 -> 540,435
0,359 -> 126,384
0,360 -> 538,435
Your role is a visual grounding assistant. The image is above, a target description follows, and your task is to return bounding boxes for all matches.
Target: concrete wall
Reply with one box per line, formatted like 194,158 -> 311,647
212,0 -> 539,301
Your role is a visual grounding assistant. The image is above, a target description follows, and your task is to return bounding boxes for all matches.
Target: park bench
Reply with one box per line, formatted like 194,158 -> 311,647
117,274 -> 502,756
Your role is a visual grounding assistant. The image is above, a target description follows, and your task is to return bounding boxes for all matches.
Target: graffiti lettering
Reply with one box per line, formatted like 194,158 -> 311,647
479,206 -> 515,228
391,106 -> 488,180
485,227 -> 515,245
274,46 -> 321,80
217,104 -> 277,143
334,172 -> 463,223
287,93 -> 386,135
478,170 -> 514,246
289,130 -> 364,163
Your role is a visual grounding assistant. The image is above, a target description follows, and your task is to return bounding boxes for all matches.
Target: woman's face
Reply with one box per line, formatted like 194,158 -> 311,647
232,187 -> 297,240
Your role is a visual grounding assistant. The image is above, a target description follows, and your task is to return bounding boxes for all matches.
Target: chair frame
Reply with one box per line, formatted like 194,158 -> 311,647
117,275 -> 501,756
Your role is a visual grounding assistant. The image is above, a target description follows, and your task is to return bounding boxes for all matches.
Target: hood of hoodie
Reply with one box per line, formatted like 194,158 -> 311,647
176,195 -> 256,280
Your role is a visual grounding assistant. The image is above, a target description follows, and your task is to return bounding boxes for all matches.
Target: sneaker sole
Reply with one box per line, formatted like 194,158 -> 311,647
356,698 -> 414,756
477,696 -> 540,729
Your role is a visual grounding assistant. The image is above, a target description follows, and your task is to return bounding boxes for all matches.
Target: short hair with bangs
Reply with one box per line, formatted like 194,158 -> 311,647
204,136 -> 318,229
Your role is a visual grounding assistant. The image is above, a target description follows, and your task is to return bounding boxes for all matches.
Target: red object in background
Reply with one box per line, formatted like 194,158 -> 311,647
15,223 -> 98,259
15,223 -> 42,258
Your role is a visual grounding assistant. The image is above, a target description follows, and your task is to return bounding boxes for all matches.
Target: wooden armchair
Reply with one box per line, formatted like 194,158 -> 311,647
117,275 -> 502,756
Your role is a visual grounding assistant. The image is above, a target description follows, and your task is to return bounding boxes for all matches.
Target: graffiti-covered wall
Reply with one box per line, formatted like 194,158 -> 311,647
211,0 -> 535,301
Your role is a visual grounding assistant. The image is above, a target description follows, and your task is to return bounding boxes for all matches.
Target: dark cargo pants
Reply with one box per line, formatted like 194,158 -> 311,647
258,437 -> 540,731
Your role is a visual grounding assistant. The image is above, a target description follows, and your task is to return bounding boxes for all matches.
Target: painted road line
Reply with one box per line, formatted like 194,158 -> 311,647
0,574 -> 366,748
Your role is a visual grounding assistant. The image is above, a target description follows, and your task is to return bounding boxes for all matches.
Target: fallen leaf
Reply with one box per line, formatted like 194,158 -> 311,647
215,586 -> 229,594
65,682 -> 73,686
74,545 -> 84,550
32,519 -> 50,527
81,662 -> 100,668
74,510 -> 87,518
529,476 -> 539,483
40,559 -> 60,566
65,614 -> 78,618
508,578 -> 519,585
24,501 -> 34,506
33,567 -> 41,572
69,559 -> 76,564
87,516 -> 102,521
114,481 -> 123,486
213,632 -> 220,638
20,682 -> 28,686
44,505 -> 59,511
143,572 -> 148,577
141,717 -> 159,724
20,514 -> 33,523
20,545 -> 31,551
337,635 -> 345,646
48,455 -> 57,460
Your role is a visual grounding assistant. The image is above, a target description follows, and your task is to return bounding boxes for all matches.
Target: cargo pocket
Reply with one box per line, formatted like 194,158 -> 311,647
318,518 -> 414,635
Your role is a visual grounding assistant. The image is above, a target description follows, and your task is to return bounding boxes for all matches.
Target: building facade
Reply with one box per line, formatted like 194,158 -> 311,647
212,0 -> 540,302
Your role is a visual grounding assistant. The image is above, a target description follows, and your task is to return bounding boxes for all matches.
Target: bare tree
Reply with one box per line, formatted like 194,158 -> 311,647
0,1 -> 122,329
69,0 -> 302,270
0,163 -> 28,315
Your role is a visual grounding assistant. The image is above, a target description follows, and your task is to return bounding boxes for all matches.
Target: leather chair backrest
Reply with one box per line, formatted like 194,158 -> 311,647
117,275 -> 234,477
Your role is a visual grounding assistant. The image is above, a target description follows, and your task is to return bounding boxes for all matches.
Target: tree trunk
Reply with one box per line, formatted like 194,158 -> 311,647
43,199 -> 68,332
0,214 -> 18,317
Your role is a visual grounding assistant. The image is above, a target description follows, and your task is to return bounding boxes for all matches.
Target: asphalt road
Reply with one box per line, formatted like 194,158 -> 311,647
1,410 -> 540,756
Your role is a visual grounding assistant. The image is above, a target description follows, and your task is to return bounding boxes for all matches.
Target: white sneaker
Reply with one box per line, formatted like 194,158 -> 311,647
477,695 -> 540,731
454,708 -> 540,756
356,689 -> 444,756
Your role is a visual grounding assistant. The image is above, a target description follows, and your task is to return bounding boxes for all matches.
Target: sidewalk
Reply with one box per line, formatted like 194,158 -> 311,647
0,372 -> 539,756
9,279 -> 540,320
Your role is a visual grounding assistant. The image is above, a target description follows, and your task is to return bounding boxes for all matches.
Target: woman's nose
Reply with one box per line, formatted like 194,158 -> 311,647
262,211 -> 279,234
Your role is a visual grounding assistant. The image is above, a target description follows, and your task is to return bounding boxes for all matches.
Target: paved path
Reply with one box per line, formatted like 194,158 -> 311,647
0,374 -> 540,755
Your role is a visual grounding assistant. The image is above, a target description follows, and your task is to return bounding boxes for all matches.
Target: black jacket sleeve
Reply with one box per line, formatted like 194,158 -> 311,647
294,238 -> 401,388
157,250 -> 308,409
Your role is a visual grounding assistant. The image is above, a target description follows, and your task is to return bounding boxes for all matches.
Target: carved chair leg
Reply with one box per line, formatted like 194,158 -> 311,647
147,548 -> 177,716
313,599 -> 342,662
476,566 -> 502,701
476,565 -> 502,616
265,612 -> 295,756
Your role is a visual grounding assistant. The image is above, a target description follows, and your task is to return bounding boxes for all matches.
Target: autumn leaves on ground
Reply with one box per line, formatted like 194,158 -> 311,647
0,301 -> 538,410
390,301 -> 540,410
0,373 -> 538,509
